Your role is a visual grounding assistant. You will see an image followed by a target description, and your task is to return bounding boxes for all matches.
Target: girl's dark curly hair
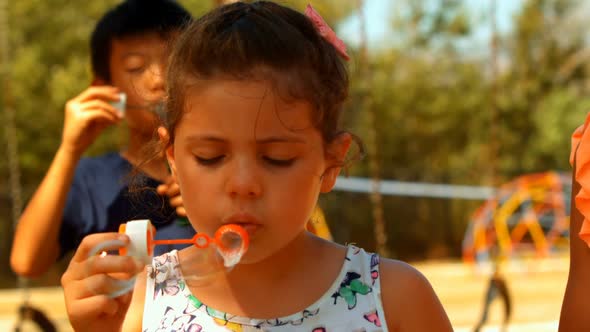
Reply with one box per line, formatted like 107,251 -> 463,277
165,1 -> 349,145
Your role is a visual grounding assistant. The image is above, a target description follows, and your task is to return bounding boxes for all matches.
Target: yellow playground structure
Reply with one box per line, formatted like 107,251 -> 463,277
462,171 -> 571,264
307,205 -> 333,240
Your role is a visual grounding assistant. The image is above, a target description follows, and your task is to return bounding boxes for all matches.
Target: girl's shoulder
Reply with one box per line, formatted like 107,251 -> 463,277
378,257 -> 426,281
378,258 -> 453,331
378,258 -> 432,303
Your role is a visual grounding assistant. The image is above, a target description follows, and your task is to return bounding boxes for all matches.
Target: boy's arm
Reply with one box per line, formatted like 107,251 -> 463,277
559,166 -> 590,331
10,86 -> 122,278
10,146 -> 81,277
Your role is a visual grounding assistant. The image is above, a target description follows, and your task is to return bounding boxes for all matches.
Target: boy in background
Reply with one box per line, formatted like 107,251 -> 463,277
10,0 -> 196,278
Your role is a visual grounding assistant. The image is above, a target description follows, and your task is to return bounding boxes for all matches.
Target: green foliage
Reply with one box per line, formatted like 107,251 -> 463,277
392,0 -> 471,49
1,0 -> 590,286
278,0 -> 355,25
326,0 -> 587,260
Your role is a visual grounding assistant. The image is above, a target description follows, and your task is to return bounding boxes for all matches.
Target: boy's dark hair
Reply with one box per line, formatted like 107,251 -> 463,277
166,1 -> 349,145
91,0 -> 192,82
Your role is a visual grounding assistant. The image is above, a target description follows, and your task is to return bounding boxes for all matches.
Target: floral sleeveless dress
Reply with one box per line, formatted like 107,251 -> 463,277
142,245 -> 388,331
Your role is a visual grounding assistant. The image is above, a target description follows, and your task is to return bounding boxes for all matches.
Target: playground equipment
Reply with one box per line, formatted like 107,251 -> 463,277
307,205 -> 333,241
0,0 -> 58,330
462,171 -> 571,264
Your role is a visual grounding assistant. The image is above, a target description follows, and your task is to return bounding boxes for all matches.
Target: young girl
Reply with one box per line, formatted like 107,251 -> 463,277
61,2 -> 453,331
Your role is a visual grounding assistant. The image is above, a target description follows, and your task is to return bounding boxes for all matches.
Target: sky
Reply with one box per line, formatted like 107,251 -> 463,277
338,0 -> 524,51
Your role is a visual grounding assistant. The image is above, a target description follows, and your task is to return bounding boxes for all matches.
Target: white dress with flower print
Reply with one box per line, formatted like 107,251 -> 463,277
142,245 -> 388,332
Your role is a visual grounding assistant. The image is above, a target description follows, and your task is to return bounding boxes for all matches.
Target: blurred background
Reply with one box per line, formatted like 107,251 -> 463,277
0,0 -> 584,331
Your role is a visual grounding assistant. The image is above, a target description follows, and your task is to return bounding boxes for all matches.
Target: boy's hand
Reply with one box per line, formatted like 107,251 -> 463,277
61,233 -> 144,332
157,176 -> 186,217
61,86 -> 123,156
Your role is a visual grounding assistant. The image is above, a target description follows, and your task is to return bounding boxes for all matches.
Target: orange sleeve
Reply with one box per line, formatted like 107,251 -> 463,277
571,112 -> 590,247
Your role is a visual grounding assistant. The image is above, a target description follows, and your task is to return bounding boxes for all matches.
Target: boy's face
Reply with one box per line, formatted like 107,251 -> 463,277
108,32 -> 171,135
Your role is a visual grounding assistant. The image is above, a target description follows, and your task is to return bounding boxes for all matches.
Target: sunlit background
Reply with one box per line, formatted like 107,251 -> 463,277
1,0 -> 582,330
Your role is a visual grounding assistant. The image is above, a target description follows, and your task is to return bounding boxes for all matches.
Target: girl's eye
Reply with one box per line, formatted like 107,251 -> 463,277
195,156 -> 224,165
264,157 -> 295,167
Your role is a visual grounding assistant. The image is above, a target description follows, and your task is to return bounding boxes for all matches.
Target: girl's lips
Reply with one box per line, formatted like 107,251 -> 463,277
229,223 -> 260,237
223,212 -> 262,237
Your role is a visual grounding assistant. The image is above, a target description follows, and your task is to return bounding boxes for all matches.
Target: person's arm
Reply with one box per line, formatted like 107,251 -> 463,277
559,164 -> 590,331
61,232 -> 144,332
10,86 -> 122,277
122,268 -> 146,332
380,259 -> 453,332
10,147 -> 82,277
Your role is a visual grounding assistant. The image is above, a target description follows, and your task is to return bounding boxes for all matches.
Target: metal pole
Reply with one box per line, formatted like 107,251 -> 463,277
0,0 -> 22,231
489,0 -> 508,263
357,0 -> 389,257
0,0 -> 31,327
489,0 -> 499,188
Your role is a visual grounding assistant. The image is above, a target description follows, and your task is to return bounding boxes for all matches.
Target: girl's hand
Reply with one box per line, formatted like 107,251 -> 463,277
61,86 -> 123,157
157,175 -> 186,216
61,233 -> 144,332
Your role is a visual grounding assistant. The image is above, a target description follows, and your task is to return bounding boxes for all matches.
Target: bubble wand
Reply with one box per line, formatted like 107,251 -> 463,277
88,220 -> 249,298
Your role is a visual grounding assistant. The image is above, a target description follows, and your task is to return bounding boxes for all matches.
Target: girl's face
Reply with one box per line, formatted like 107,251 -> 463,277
164,80 -> 349,263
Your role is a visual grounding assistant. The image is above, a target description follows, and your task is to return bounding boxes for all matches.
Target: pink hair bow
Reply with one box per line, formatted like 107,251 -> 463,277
304,4 -> 350,61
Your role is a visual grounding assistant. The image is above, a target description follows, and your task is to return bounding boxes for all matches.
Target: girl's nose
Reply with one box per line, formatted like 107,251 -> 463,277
225,159 -> 263,198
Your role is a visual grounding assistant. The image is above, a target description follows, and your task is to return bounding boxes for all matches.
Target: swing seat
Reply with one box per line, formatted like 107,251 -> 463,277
13,304 -> 57,332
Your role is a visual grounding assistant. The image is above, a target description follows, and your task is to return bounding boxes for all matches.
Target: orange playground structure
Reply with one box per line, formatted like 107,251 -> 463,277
462,172 -> 571,264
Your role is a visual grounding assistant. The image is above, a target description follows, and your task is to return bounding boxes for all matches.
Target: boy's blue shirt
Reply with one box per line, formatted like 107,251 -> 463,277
59,152 -> 196,257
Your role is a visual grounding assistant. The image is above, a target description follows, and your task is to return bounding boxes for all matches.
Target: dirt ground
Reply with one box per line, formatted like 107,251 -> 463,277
416,255 -> 567,331
0,256 -> 568,331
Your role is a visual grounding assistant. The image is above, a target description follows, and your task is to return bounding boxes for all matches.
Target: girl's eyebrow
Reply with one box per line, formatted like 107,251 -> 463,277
184,135 -> 306,144
184,135 -> 225,143
257,136 -> 306,144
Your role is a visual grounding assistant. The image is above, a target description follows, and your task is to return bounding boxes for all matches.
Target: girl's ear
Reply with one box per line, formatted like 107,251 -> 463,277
158,127 -> 177,177
320,132 -> 352,193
